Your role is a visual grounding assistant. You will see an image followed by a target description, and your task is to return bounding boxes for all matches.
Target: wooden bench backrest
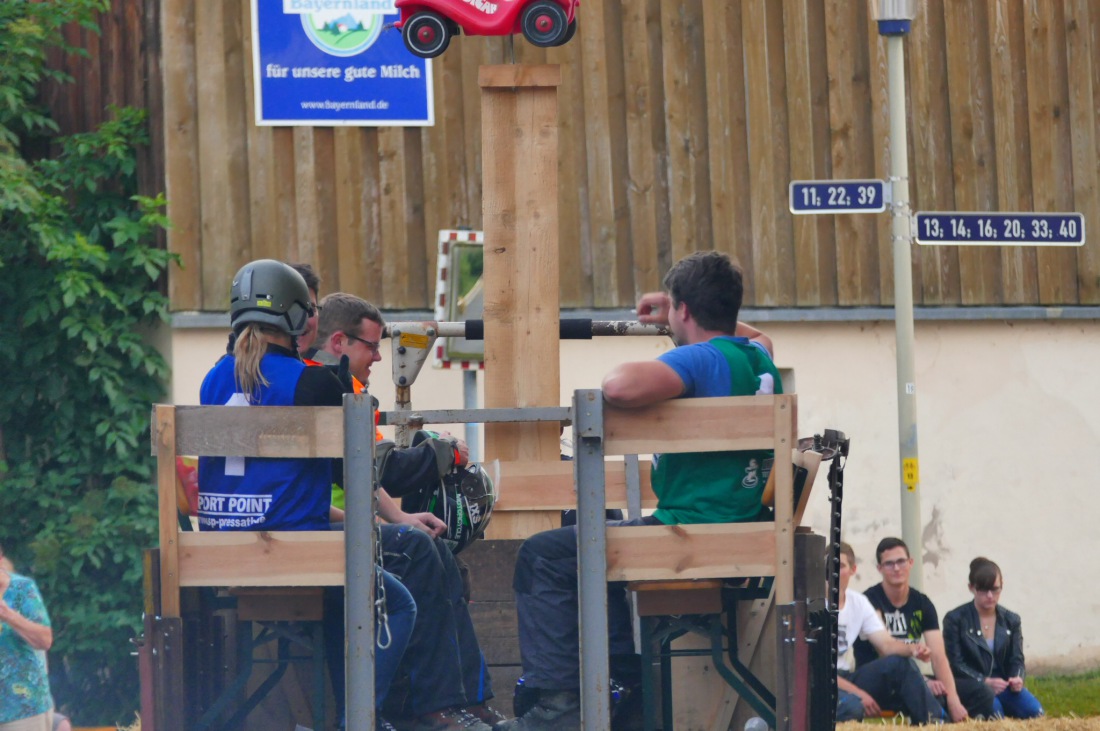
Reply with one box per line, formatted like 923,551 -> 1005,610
153,394 -> 805,616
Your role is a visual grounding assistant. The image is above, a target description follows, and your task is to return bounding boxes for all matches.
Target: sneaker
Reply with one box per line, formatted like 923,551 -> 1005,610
465,704 -> 507,725
494,690 -> 580,731
408,707 -> 493,731
379,718 -> 398,731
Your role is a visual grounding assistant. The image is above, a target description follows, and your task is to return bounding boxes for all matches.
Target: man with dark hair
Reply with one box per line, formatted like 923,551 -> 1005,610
315,292 -> 500,731
832,542 -> 943,724
500,251 -> 778,730
287,263 -> 322,354
854,537 -> 992,720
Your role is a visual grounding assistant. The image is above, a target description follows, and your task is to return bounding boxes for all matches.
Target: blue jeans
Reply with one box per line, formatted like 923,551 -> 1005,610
836,657 -> 944,725
993,687 -> 1043,719
376,570 -> 416,707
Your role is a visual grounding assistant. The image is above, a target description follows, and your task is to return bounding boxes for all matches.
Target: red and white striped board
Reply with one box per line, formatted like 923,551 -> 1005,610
434,229 -> 486,370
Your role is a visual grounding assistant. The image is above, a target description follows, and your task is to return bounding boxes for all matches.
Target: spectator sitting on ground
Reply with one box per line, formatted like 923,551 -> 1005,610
832,541 -> 942,724
943,557 -> 1043,719
854,537 -> 989,720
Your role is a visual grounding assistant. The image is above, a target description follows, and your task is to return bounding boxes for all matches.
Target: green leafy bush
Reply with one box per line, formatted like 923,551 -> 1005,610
0,0 -> 173,723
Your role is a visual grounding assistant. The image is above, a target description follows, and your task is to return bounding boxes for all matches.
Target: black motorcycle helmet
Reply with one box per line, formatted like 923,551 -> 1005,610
405,433 -> 497,554
229,259 -> 312,336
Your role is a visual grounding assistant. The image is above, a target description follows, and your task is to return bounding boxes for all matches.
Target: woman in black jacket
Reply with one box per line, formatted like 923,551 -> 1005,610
943,558 -> 1044,719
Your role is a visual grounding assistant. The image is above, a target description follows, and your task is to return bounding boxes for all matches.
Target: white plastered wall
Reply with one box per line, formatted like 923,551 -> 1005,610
165,318 -> 1100,673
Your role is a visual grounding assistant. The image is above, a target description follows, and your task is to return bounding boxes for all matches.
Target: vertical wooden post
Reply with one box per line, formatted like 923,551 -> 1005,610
479,65 -> 563,539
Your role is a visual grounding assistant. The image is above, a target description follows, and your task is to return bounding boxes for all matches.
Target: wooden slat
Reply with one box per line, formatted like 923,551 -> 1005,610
555,35 -> 588,308
171,406 -> 344,457
909,0 -> 960,305
702,0 -> 754,299
1025,0 -> 1078,303
603,395 -> 795,456
824,0 -> 880,305
178,532 -> 345,586
155,406 -> 181,618
195,0 -> 250,308
623,0 -> 669,298
493,459 -> 657,511
605,523 -> 777,582
944,0 -> 1002,305
579,0 -> 632,307
1066,0 -> 1100,305
661,0 -> 712,264
988,0 -> 1039,304
783,0 -> 836,307
161,0 -> 202,309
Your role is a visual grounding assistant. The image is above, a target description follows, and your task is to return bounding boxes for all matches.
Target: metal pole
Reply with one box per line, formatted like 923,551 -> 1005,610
464,369 -> 480,460
574,389 -> 611,731
885,29 -> 924,589
344,391 -> 376,728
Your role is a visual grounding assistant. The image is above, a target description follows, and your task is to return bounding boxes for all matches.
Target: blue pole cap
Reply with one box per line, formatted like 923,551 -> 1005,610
877,18 -> 912,36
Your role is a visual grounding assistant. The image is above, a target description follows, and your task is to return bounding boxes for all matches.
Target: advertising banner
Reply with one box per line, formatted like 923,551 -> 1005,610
251,0 -> 433,126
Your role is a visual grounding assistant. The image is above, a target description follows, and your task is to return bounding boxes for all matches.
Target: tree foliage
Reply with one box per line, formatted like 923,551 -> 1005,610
0,0 -> 173,723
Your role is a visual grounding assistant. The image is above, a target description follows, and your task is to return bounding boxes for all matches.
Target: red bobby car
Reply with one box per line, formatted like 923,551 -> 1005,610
395,0 -> 579,58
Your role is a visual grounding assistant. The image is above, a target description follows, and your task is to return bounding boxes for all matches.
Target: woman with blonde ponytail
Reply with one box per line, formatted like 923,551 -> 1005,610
196,260 -> 416,726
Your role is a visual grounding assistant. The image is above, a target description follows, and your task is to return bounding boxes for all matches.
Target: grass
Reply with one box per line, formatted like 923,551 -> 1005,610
1030,670 -> 1100,718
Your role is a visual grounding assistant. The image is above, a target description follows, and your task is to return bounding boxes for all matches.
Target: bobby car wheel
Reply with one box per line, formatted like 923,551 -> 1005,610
521,1 -> 570,48
403,11 -> 451,58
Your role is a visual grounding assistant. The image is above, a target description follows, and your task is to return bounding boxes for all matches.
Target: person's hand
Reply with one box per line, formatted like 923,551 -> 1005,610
437,432 -> 470,467
925,678 -> 946,696
0,599 -> 14,624
1008,676 -> 1024,693
947,697 -> 969,722
910,642 -> 932,663
0,566 -> 10,597
985,676 -> 1010,694
635,292 -> 671,326
855,688 -> 881,717
406,512 -> 446,538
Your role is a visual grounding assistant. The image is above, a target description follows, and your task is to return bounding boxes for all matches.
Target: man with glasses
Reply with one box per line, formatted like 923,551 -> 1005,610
855,537 -> 994,720
831,542 -> 942,724
315,292 -> 500,731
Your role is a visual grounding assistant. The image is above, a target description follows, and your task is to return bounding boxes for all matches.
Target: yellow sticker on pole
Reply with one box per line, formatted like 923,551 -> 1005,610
902,458 -> 919,491
400,332 -> 431,350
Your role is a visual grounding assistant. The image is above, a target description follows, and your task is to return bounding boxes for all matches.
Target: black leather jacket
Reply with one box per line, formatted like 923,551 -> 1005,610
943,601 -> 1026,681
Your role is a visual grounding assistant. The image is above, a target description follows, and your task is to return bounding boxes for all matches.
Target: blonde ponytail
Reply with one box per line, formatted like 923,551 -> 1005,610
233,323 -> 273,402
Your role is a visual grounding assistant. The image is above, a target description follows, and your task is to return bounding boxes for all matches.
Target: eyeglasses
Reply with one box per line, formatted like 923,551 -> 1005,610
880,558 -> 910,570
976,586 -> 1003,596
307,303 -> 322,317
345,333 -> 380,351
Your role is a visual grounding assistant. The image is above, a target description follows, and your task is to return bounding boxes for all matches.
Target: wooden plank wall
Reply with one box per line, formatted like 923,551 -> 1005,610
41,0 -> 165,218
46,0 -> 1100,310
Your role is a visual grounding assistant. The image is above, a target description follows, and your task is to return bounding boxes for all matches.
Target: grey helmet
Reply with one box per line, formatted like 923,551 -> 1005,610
229,259 -> 311,336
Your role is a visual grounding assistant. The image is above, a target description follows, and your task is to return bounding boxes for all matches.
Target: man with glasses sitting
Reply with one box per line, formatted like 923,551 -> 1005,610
854,537 -> 995,720
314,292 -> 501,731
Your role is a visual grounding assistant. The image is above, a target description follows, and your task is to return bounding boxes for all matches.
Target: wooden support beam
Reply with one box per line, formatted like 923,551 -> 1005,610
479,64 -> 563,539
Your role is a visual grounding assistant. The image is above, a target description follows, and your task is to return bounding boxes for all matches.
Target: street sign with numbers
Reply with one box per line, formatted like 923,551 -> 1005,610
914,212 -> 1085,246
789,179 -> 888,214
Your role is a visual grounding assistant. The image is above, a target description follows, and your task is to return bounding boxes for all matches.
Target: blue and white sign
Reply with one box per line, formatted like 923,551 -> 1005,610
914,212 -> 1085,246
251,0 -> 433,126
790,180 -> 888,214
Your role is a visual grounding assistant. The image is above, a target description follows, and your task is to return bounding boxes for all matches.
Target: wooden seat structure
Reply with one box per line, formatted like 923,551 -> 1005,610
150,389 -> 821,731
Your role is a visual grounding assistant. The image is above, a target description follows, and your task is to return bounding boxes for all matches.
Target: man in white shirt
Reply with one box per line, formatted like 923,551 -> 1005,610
834,542 -> 945,724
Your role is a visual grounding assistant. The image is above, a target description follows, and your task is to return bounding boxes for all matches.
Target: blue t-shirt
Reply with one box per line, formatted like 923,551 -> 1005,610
657,336 -> 776,398
0,574 -> 52,723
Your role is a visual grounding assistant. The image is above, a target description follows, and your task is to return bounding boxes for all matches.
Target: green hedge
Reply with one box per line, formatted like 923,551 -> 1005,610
0,0 -> 173,723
